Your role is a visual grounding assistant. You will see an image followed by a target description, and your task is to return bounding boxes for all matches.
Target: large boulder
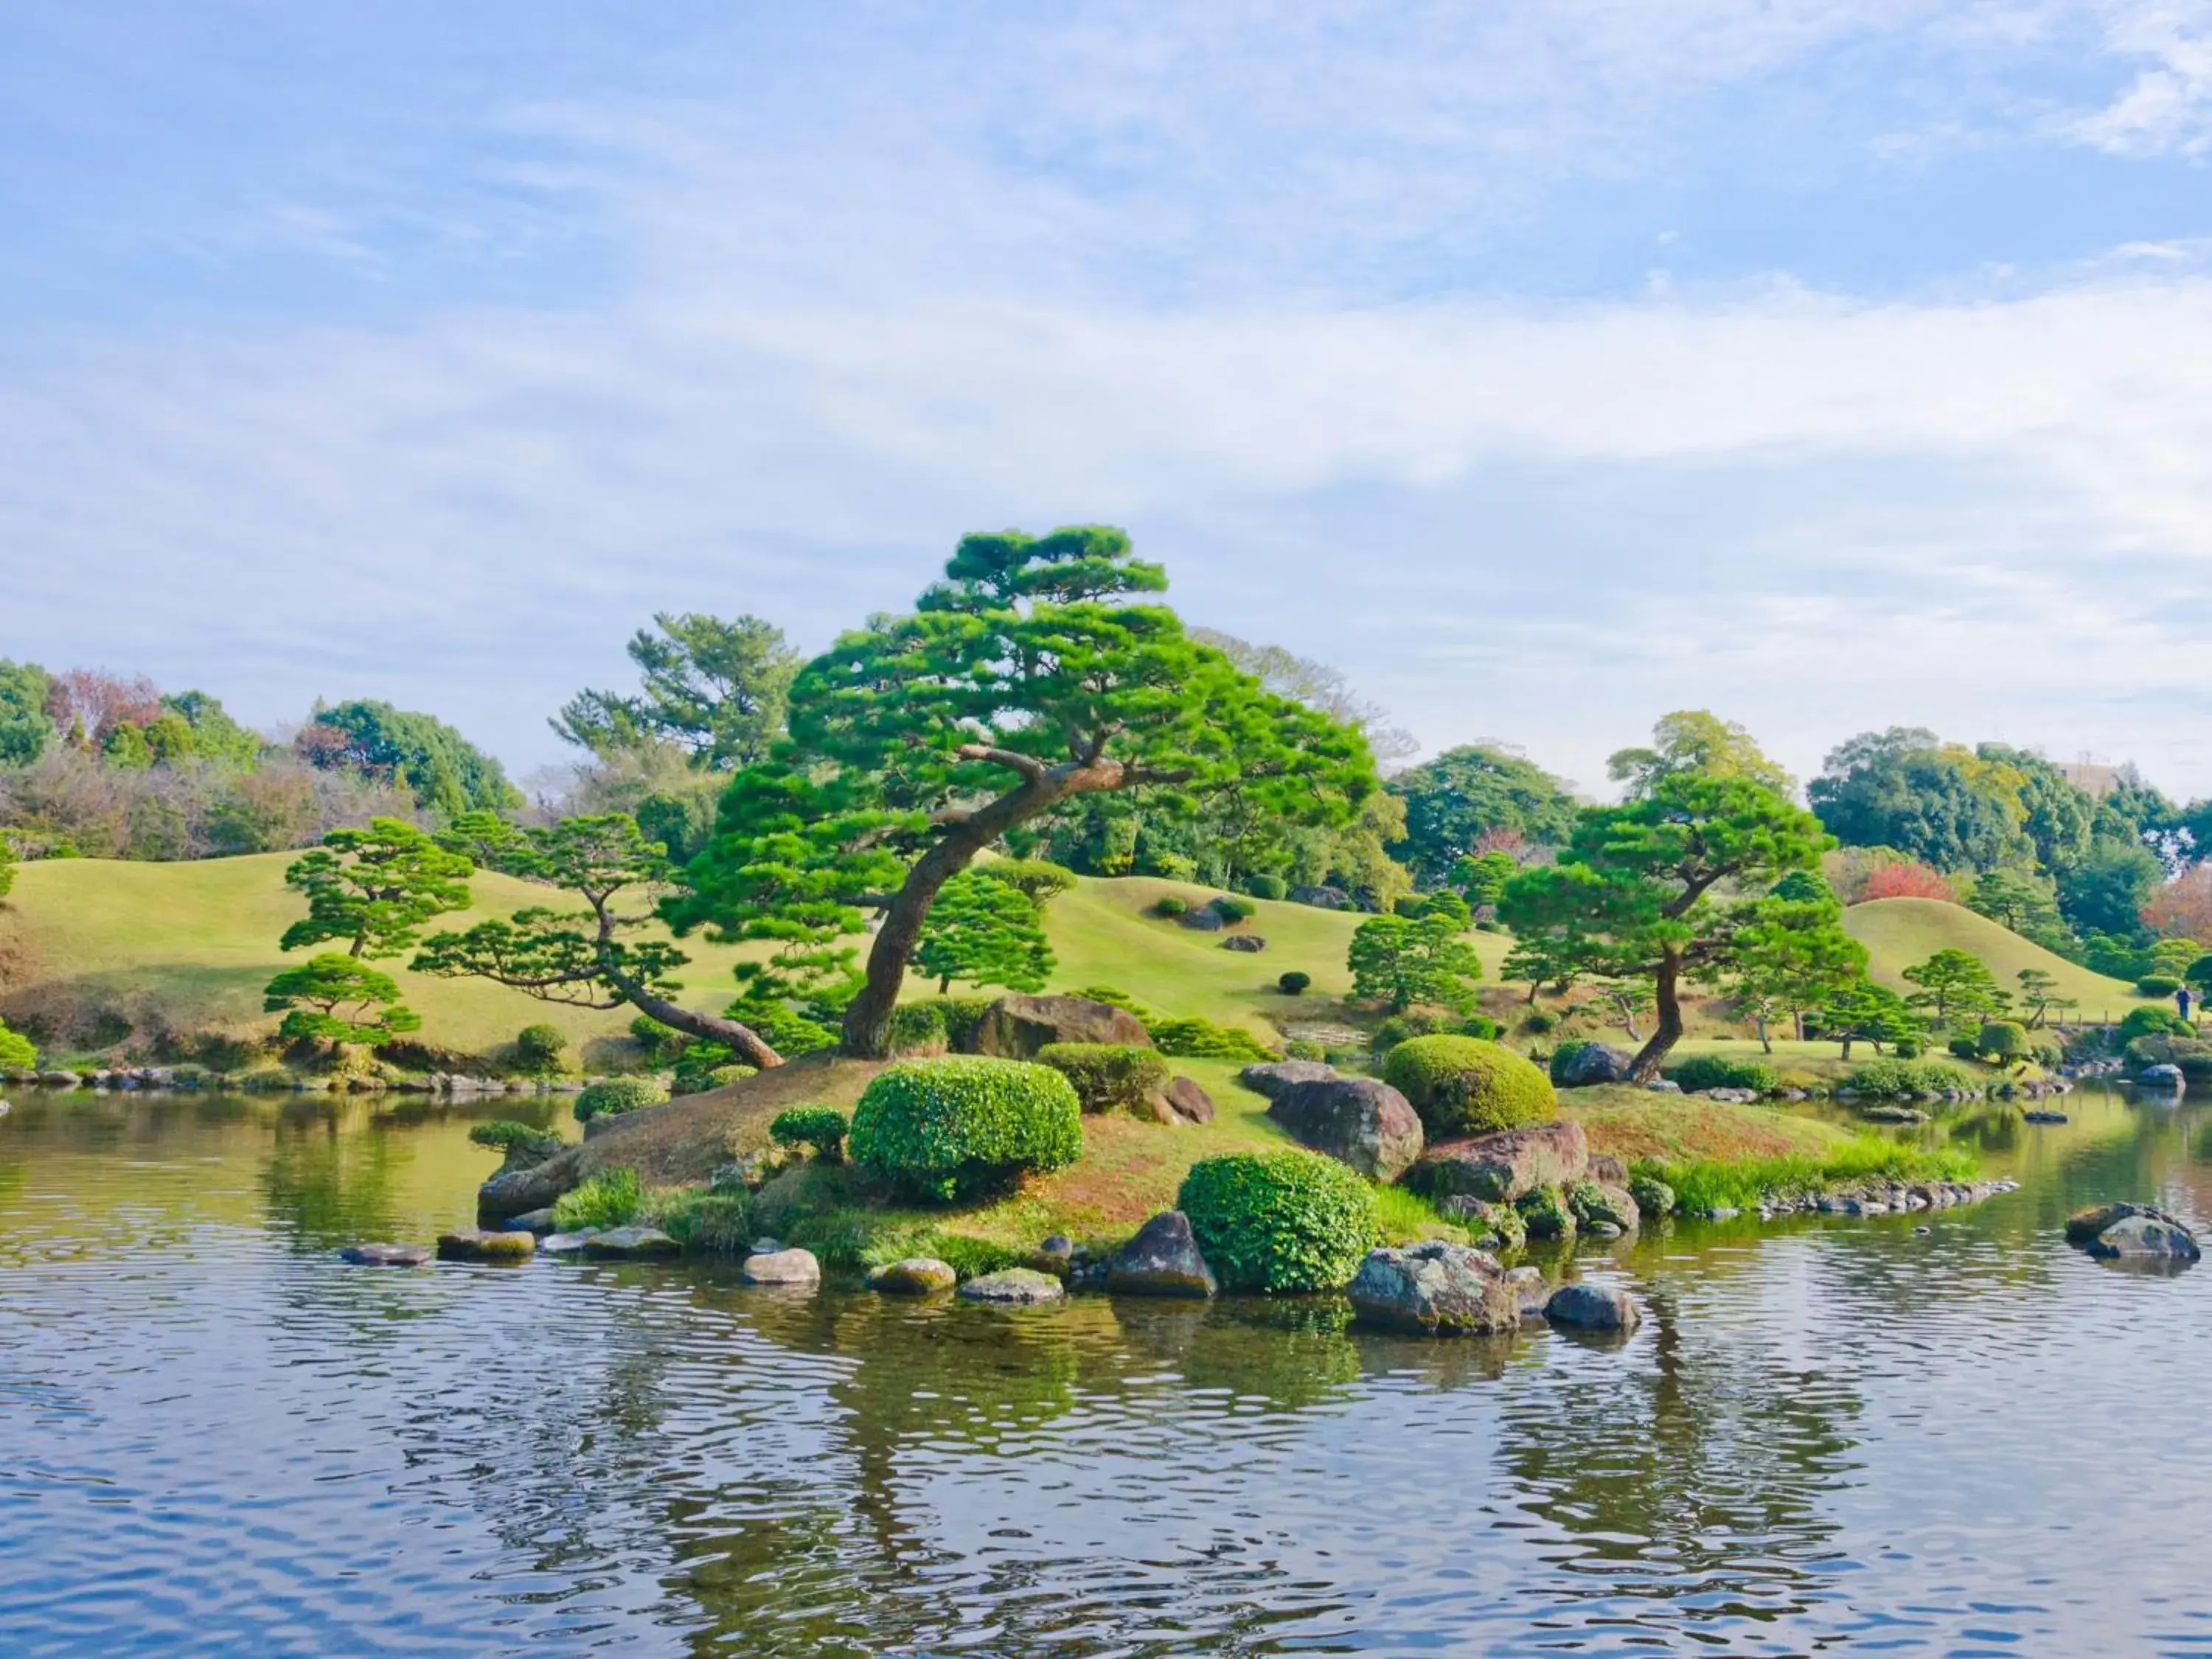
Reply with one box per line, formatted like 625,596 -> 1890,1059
1162,1076 -> 1216,1124
1290,885 -> 1349,910
956,1267 -> 1066,1306
2082,1214 -> 2201,1262
1545,1281 -> 1642,1332
1503,1265 -> 1550,1322
476,1150 -> 581,1222
1239,1060 -> 1338,1099
2138,1063 -> 2186,1091
742,1247 -> 822,1284
1568,1180 -> 1639,1235
1414,1119 -> 1589,1204
1107,1211 -> 1217,1298
1553,1043 -> 1631,1088
970,995 -> 1153,1060
582,1226 -> 682,1260
1266,1077 -> 1425,1183
1221,935 -> 1267,953
1347,1242 -> 1521,1335
2065,1201 -> 2183,1244
1178,907 -> 1225,932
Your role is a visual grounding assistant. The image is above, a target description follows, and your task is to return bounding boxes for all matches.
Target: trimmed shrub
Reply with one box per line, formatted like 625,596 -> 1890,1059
1628,1173 -> 1677,1219
553,1167 -> 642,1231
706,1064 -> 759,1090
849,1058 -> 1083,1203
769,1106 -> 850,1160
1036,1043 -> 1171,1113
1978,1020 -> 2030,1067
1458,1014 -> 1503,1040
1278,970 -> 1312,996
1383,1034 -> 1557,1138
514,1023 -> 568,1074
467,1120 -> 561,1160
2121,1005 -> 2190,1043
1147,1015 -> 1274,1062
1521,1010 -> 1557,1035
1842,1058 -> 1970,1099
1245,873 -> 1288,901
1178,1149 -> 1379,1293
1209,894 -> 1256,923
2138,975 -> 2183,997
574,1077 -> 668,1124
1153,895 -> 1188,917
1666,1054 -> 1777,1094
1948,1033 -> 1981,1060
1893,1037 -> 1923,1059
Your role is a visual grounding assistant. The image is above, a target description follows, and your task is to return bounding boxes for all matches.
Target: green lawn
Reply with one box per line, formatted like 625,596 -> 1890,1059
1841,897 -> 2145,1016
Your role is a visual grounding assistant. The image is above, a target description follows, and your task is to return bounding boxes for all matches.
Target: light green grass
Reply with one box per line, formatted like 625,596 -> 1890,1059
1842,897 -> 2143,1015
1634,1140 -> 1980,1214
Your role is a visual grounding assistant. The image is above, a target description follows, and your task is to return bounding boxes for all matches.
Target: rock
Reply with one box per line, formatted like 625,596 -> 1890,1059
868,1257 -> 958,1294
1645,1079 -> 1682,1093
1161,1076 -> 1216,1124
1517,1186 -> 1574,1241
741,1247 -> 822,1284
1040,1234 -> 1074,1259
338,1242 -> 431,1267
2021,1110 -> 2068,1124
540,1229 -> 602,1254
1859,1103 -> 1928,1124
1568,1180 -> 1639,1234
1105,1210 -> 1217,1298
1178,907 -> 1225,931
970,994 -> 1154,1059
582,1226 -> 682,1259
1347,1242 -> 1520,1335
2064,1202 -> 2182,1244
1553,1044 -> 1630,1088
1694,1087 -> 1761,1105
2138,1063 -> 2186,1091
38,1071 -> 82,1089
1436,1194 -> 1526,1250
1545,1281 -> 1642,1332
1628,1174 -> 1676,1220
1414,1119 -> 1589,1204
1590,1154 -> 1629,1184
2084,1215 -> 2202,1262
1221,934 -> 1267,953
1266,1077 -> 1425,1183
1289,884 -> 1349,909
1503,1265 -> 1550,1322
507,1207 -> 560,1234
436,1228 -> 538,1263
1238,1060 -> 1340,1099
477,1157 -> 576,1222
956,1267 -> 1066,1305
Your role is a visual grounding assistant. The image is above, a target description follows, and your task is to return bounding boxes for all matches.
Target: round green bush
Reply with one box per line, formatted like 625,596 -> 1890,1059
1177,1149 -> 1378,1293
1458,1014 -> 1503,1040
2138,974 -> 2183,997
1245,874 -> 1288,901
849,1057 -> 1083,1202
1035,1042 -> 1171,1113
1277,970 -> 1312,996
1209,894 -> 1257,923
514,1023 -> 568,1074
769,1105 -> 850,1159
1978,1019 -> 2030,1066
1948,1032 -> 1982,1060
574,1077 -> 668,1124
1153,895 -> 1188,917
1666,1054 -> 1778,1094
1383,1034 -> 1557,1138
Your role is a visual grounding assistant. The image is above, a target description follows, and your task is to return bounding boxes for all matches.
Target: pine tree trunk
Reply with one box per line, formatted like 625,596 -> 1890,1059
1627,952 -> 1685,1082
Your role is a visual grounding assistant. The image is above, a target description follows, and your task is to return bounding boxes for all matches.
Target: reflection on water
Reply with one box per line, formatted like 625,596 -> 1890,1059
5,1086 -> 2212,1655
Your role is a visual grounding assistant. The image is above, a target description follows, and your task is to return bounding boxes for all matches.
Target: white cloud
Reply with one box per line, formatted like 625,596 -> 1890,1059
2065,1 -> 2212,154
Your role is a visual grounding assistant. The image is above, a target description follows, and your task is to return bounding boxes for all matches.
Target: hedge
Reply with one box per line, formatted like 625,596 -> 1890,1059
848,1057 -> 1083,1202
1382,1034 -> 1556,1138
1666,1054 -> 1777,1093
574,1077 -> 668,1124
769,1106 -> 850,1159
1036,1043 -> 1171,1113
1178,1149 -> 1378,1293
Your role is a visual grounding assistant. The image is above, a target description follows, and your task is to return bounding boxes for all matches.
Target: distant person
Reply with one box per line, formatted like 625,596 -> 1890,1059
2180,985 -> 2194,1024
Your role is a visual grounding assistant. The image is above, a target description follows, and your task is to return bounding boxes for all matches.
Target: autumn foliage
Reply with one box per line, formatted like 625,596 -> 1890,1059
1856,861 -> 1955,904
2142,866 -> 2212,944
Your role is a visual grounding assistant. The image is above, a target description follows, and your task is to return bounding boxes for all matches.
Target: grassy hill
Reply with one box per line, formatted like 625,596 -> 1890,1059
1841,897 -> 2144,1017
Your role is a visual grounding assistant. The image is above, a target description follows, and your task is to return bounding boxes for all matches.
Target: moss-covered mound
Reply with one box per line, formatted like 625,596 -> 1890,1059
1382,1034 -> 1555,1138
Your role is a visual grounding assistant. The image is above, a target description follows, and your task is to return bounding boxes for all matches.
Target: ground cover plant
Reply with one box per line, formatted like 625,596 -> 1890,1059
1633,1141 -> 1978,1214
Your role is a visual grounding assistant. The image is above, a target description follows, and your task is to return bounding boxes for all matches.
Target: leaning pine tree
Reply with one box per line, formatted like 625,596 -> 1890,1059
671,526 -> 1377,1057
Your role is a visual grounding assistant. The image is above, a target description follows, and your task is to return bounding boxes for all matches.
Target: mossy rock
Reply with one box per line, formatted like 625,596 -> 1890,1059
1516,1186 -> 1575,1242
1382,1036 -> 1557,1139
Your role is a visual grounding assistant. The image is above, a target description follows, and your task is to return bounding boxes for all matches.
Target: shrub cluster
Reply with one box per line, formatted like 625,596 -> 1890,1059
513,1023 -> 568,1074
1977,1020 -> 2030,1067
769,1106 -> 850,1160
574,1077 -> 668,1124
1548,1039 -> 1599,1084
849,1057 -> 1083,1202
1036,1042 -> 1171,1113
1209,894 -> 1256,923
1146,1015 -> 1275,1062
1153,895 -> 1188,917
2121,1005 -> 2193,1043
1840,1057 -> 1971,1099
1382,1034 -> 1556,1138
657,1192 -> 752,1256
553,1166 -> 643,1230
1245,873 -> 1287,901
884,996 -> 997,1057
1666,1054 -> 1777,1094
2138,975 -> 2183,997
1178,1149 -> 1378,1293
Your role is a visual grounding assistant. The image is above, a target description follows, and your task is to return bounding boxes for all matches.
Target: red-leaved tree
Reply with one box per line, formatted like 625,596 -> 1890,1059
1856,861 -> 1955,904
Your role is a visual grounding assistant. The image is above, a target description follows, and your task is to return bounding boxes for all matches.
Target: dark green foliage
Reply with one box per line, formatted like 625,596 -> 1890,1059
976,858 -> 1079,908
1382,1034 -> 1556,1138
1177,1149 -> 1379,1293
1628,1173 -> 1677,1219
916,869 -> 1053,994
262,954 -> 421,1046
1548,1039 -> 1599,1083
1843,1058 -> 1969,1098
1969,867 -> 2069,942
0,831 -> 15,902
635,787 -> 720,865
574,1077 -> 668,1124
1516,1186 -> 1573,1240
0,659 -> 55,766
1978,1019 -> 2030,1067
514,1023 -> 567,1074
1036,1043 -> 1170,1113
300,698 -> 518,813
1807,728 -> 2029,872
1949,1032 -> 1982,1060
880,996 -> 996,1057
552,612 -> 800,770
660,1192 -> 754,1256
1245,873 -> 1287,901
1902,948 -> 2011,1026
553,1167 -> 643,1230
1386,744 -> 1579,885
848,1057 -> 1082,1202
1666,1054 -> 1777,1093
1209,894 -> 1256,922
1815,979 -> 1924,1057
2189,956 -> 2212,993
467,1120 -> 562,1159
769,1106 -> 850,1160
1145,1015 -> 1274,1062
282,818 -> 474,959
2137,975 -> 2182,996
1154,895 -> 1188,917
1347,911 -> 1483,1013
1453,849 -> 1520,910
1458,1014 -> 1503,1040
2057,840 -> 2163,939
1277,970 -> 1312,995
2120,1005 -> 2190,1042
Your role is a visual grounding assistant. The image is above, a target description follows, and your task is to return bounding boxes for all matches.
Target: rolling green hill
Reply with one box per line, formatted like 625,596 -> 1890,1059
1841,897 -> 2146,1016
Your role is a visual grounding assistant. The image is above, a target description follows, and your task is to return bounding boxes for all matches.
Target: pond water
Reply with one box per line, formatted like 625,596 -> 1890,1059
3,1085 -> 2211,1657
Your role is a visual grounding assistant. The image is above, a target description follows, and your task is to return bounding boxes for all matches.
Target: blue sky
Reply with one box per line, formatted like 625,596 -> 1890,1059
4,1 -> 2212,797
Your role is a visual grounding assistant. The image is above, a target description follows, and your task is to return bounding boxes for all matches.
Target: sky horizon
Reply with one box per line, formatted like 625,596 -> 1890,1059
5,3 -> 2211,801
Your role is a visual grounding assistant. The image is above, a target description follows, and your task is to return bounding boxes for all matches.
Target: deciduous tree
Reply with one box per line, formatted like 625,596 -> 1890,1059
1385,744 -> 1578,886
1607,710 -> 1794,800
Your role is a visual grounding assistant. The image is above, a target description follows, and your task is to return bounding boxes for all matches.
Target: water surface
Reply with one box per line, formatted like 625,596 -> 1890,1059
3,1085 -> 2208,1656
